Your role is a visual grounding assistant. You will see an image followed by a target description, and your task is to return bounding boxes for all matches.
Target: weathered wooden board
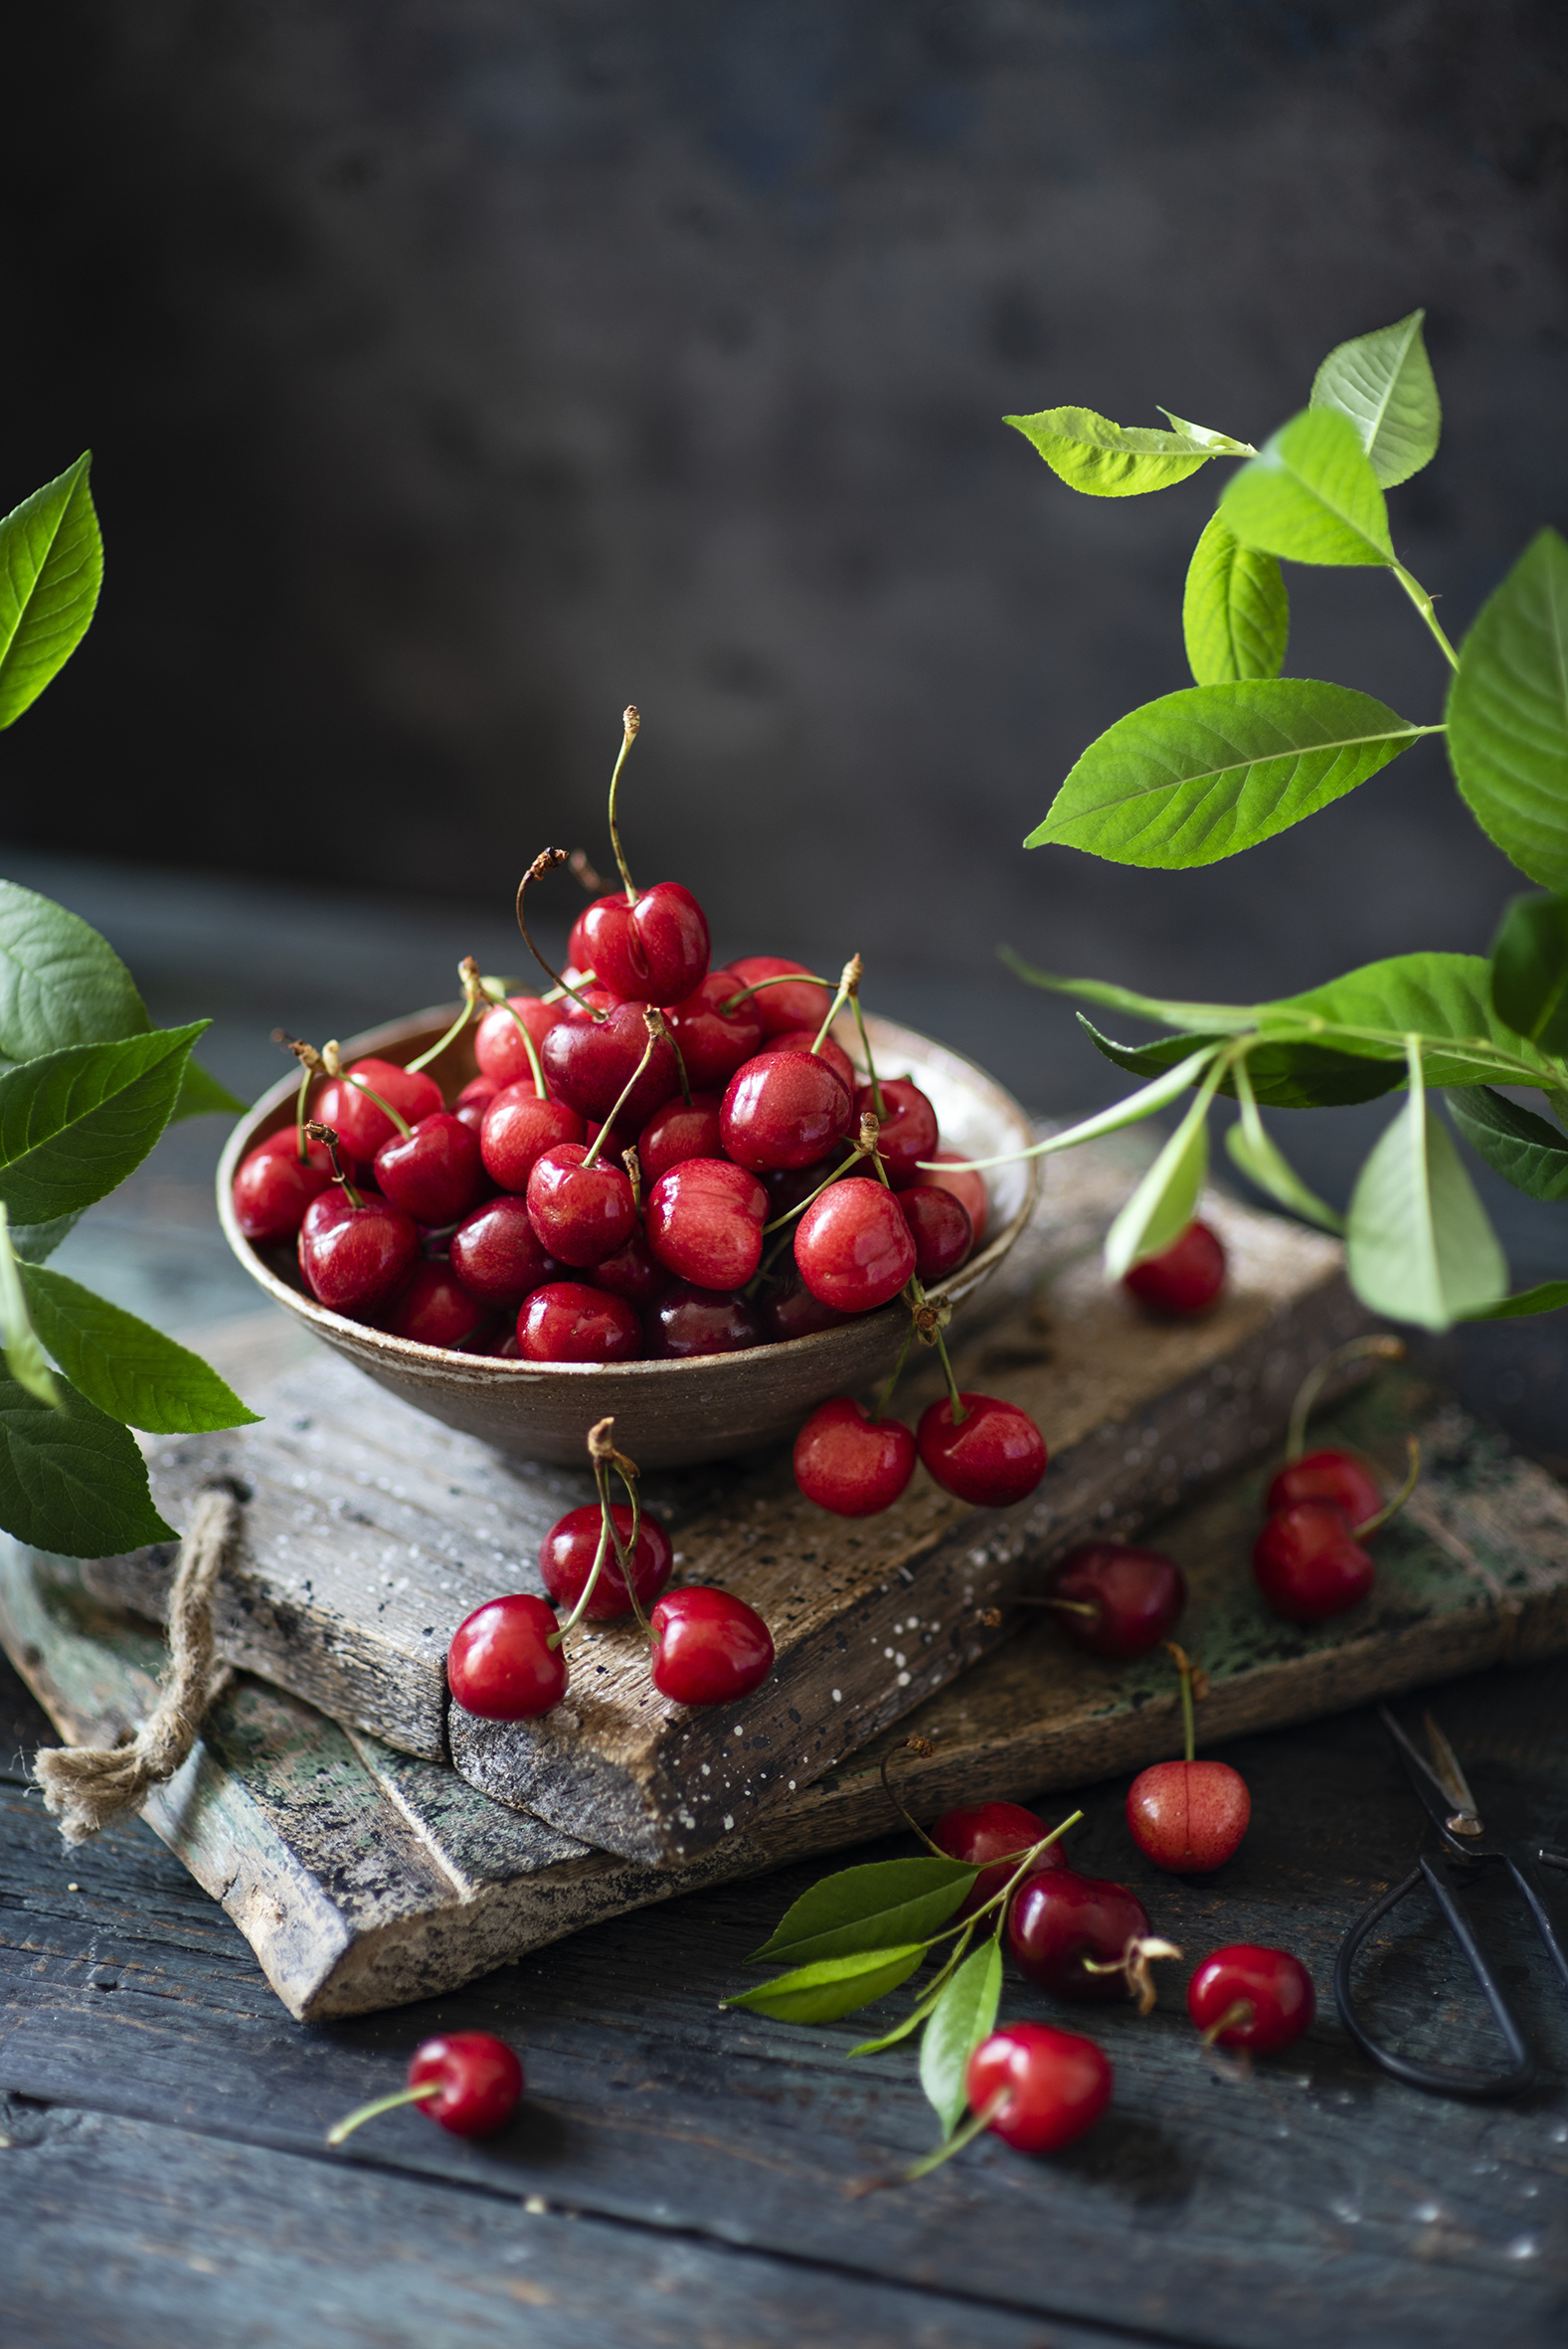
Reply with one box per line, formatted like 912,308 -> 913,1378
86,1144 -> 1372,1862
9,1371 -> 1568,2019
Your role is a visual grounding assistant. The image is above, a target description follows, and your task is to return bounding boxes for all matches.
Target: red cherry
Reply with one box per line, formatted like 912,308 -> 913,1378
480,1085 -> 585,1192
1008,1867 -> 1150,2002
579,883 -> 710,1007
474,994 -> 560,1088
516,1281 -> 642,1362
638,1092 -> 725,1185
647,1281 -> 764,1357
966,2024 -> 1113,2155
1188,1944 -> 1315,2054
314,1060 -> 443,1163
664,972 -> 765,1090
381,1261 -> 492,1350
406,2032 -> 524,2136
298,1188 -> 419,1315
792,1396 -> 916,1516
454,1074 -> 501,1140
589,1226 -> 672,1311
542,999 -> 682,1124
449,1195 -> 562,1308
539,1503 -> 674,1620
1253,1502 -> 1374,1622
793,1176 -> 916,1312
720,1049 -> 854,1174
447,1592 -> 566,1717
757,1258 -> 852,1341
645,1159 -> 769,1289
526,1144 -> 637,1268
764,1155 -> 850,1219
1127,1758 -> 1251,1873
932,1801 -> 1062,1920
771,1028 -> 855,1097
648,1585 -> 775,1706
583,1113 -> 640,1168
373,1111 -> 486,1227
1123,1220 -> 1227,1317
232,1133 -> 333,1242
896,1184 -> 972,1280
855,1078 -> 939,1189
1265,1446 -> 1383,1525
1045,1542 -> 1185,1660
927,1152 -> 989,1246
726,955 -> 831,1037
917,1394 -> 1047,1508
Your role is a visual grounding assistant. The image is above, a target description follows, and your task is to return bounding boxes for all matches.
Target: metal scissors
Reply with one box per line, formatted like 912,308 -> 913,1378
1334,1706 -> 1568,2099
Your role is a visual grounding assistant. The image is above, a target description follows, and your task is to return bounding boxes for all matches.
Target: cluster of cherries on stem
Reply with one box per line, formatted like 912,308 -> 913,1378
1253,1336 -> 1420,1622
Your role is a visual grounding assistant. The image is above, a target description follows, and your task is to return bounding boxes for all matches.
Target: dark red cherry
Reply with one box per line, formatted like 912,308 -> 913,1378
1008,1867 -> 1150,2002
966,2024 -> 1113,2155
449,1195 -> 561,1308
897,1183 -> 972,1280
932,1801 -> 1062,1920
1253,1503 -> 1374,1622
647,1281 -> 764,1358
590,1227 -> 671,1311
1123,1220 -> 1227,1317
583,1113 -> 640,1169
1265,1446 -> 1383,1525
454,1074 -> 501,1140
1127,1759 -> 1251,1873
725,956 -> 830,1038
542,999 -> 682,1124
720,1049 -> 854,1174
525,1144 -> 637,1268
792,1396 -> 916,1516
579,883 -> 710,1007
406,2033 -> 524,2137
373,1112 -> 486,1227
516,1281 -> 642,1362
232,1132 -> 333,1242
1187,1944 -> 1315,2054
381,1261 -> 492,1350
917,1393 -> 1047,1508
645,1159 -> 768,1289
793,1176 -> 916,1311
648,1585 -> 775,1706
770,1028 -> 854,1097
298,1188 -> 419,1315
473,994 -> 560,1088
447,1593 -> 566,1717
539,1503 -> 674,1620
664,972 -> 764,1091
757,1258 -> 852,1341
314,1059 -> 443,1163
637,1092 -> 725,1185
1045,1542 -> 1185,1659
480,1086 -> 585,1193
927,1152 -> 989,1245
855,1078 -> 939,1189
764,1155 -> 850,1219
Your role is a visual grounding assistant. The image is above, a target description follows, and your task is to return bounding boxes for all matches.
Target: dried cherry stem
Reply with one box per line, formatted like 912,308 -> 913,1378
406,958 -> 487,1075
326,2078 -> 441,2147
607,705 -> 641,903
516,848 -> 607,1018
622,1145 -> 642,1215
1163,1640 -> 1209,1763
1352,1436 -> 1421,1538
581,1013 -> 665,1168
305,1122 -> 363,1209
1199,1997 -> 1254,2050
1082,1933 -> 1184,2018
718,969 -> 835,1015
1286,1335 -> 1406,1461
274,1031 -> 323,1161
810,954 -> 863,1056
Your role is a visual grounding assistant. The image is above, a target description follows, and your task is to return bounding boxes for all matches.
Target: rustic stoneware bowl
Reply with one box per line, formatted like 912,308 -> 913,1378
217,1005 -> 1038,1468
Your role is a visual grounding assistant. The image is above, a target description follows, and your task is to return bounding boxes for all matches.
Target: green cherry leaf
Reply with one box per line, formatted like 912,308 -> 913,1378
1446,1087 -> 1568,1204
0,455 -> 104,728
1447,531 -> 1568,893
724,1945 -> 927,2026
1026,679 -> 1434,868
1182,514 -> 1290,687
1308,308 -> 1441,488
1463,1280 -> 1568,1321
999,949 -> 1261,1034
0,1205 -> 60,1407
5,1208 -> 84,1265
1261,952 -> 1564,1090
1103,1082 -> 1214,1279
1005,407 -> 1222,497
0,1023 -> 206,1226
1489,891 -> 1568,1052
0,1368 -> 177,1555
1220,408 -> 1395,569
1345,1060 -> 1508,1330
748,1856 -> 976,1967
1075,1015 -> 1404,1108
1154,410 -> 1255,455
19,1265 -> 261,1433
0,879 -> 149,1065
919,1940 -> 1002,2139
1224,1116 -> 1344,1233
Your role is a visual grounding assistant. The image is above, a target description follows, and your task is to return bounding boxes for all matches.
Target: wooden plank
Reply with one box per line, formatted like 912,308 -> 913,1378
86,1143 -> 1372,1861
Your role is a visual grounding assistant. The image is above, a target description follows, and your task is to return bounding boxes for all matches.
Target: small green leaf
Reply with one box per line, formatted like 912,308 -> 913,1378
1464,1280 -> 1568,1321
0,1368 -> 177,1555
1027,679 -> 1433,868
919,1941 -> 1002,2138
1182,514 -> 1290,686
1000,949 -> 1261,1034
1346,1054 -> 1508,1330
0,879 -> 148,1064
725,1945 -> 927,2025
1221,408 -> 1395,568
1309,309 -> 1441,488
19,1265 -> 261,1433
749,1856 -> 975,1967
6,1209 -> 83,1265
1489,892 -> 1568,1053
171,1058 -> 246,1122
0,1023 -> 206,1226
0,456 -> 104,728
1448,532 -> 1568,893
1262,953 -> 1563,1090
1104,1082 -> 1214,1278
1077,1016 -> 1403,1109
0,1204 -> 59,1406
1447,1087 -> 1568,1203
1225,1069 -> 1344,1231
1005,407 -> 1222,497
1154,410 -> 1255,455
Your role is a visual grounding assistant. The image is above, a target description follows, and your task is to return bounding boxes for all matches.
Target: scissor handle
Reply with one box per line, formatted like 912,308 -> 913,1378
1334,1855 -> 1536,2100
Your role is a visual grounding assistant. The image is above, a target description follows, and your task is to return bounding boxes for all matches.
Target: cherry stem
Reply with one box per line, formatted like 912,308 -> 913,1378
849,993 -> 886,1122
718,970 -> 836,1015
306,1122 -> 364,1210
1163,1639 -> 1204,1763
1200,1997 -> 1255,2049
1009,1594 -> 1099,1619
325,2078 -> 441,2147
1352,1436 -> 1421,1539
872,1319 -> 917,1421
1286,1334 -> 1407,1461
931,1320 -> 968,1427
343,1075 -> 411,1140
622,1145 -> 642,1214
899,2088 -> 1010,2184
760,1137 -> 873,1235
581,1013 -> 664,1168
877,1738 -> 944,1852
810,954 -> 862,1057
919,1812 -> 1085,1955
1082,1934 -> 1184,2017
516,848 -> 608,1019
606,705 -> 641,903
591,1416 -> 649,1633
273,1032 -> 323,1163
406,959 -> 486,1075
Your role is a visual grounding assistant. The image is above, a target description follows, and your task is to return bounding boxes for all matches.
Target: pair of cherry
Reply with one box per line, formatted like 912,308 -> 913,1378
793,1388 -> 1049,1516
1252,1339 -> 1417,1623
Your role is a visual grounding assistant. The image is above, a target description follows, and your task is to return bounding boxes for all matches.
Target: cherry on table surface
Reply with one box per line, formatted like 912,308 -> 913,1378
379,1260 -> 492,1351
725,955 -> 831,1037
315,1059 -> 443,1164
515,1279 -> 643,1362
474,994 -> 560,1087
232,1132 -> 334,1242
917,1393 -> 1048,1509
1122,1219 -> 1227,1318
526,1143 -> 638,1268
1187,1943 -> 1315,2054
965,2023 -> 1113,2155
896,1183 -> 972,1281
327,2032 -> 525,2148
646,1280 -> 764,1358
373,1111 -> 487,1228
932,1801 -> 1062,1919
1044,1542 -> 1185,1660
447,1592 -> 567,1718
1266,1445 -> 1384,1525
1127,1757 -> 1251,1873
298,1188 -> 419,1316
637,1092 -> 725,1185
645,1158 -> 769,1290
792,1395 -> 916,1516
579,881 -> 711,1007
480,1085 -> 585,1193
854,1077 -> 938,1189
542,998 -> 682,1124
1253,1501 -> 1374,1622
663,972 -> 765,1091
721,1049 -> 854,1174
589,1226 -> 672,1311
449,1194 -> 562,1308
540,1502 -> 674,1620
648,1584 -> 775,1706
793,1175 -> 917,1312
926,1152 -> 989,1246
1007,1866 -> 1155,2002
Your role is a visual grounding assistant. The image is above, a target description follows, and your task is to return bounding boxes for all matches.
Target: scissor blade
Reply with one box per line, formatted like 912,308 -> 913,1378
1422,1711 -> 1482,1826
1378,1706 -> 1484,1838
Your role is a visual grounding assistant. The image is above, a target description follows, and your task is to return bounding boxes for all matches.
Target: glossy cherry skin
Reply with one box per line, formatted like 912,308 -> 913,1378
721,1050 -> 854,1174
526,1144 -> 637,1268
381,1261 -> 492,1350
473,994 -> 560,1088
647,1281 -> 764,1358
855,1078 -> 939,1189
454,1074 -> 501,1140
664,973 -> 764,1091
516,1280 -> 642,1362
793,1177 -> 917,1312
1266,1446 -> 1383,1527
933,1801 -> 1062,1920
648,1585 -> 775,1705
480,1085 -> 585,1193
373,1112 -> 486,1227
1008,1867 -> 1151,2002
758,1259 -> 852,1342
539,1503 -> 674,1620
771,1028 -> 855,1098
315,1059 -> 443,1163
298,1189 -> 419,1315
542,998 -> 682,1124
449,1194 -> 561,1308
792,1396 -> 917,1516
590,1227 -> 672,1311
1188,1944 -> 1315,2054
232,1132 -> 334,1242
646,1159 -> 769,1289
897,1184 -> 972,1281
1253,1502 -> 1374,1622
579,883 -> 710,1006
725,955 -> 830,1038
1046,1542 -> 1186,1660
1123,1220 -> 1227,1317
406,2032 -> 524,2137
966,2024 -> 1113,2155
638,1093 -> 725,1185
447,1592 -> 567,1717
1127,1759 -> 1251,1872
927,1153 -> 989,1246
917,1394 -> 1048,1509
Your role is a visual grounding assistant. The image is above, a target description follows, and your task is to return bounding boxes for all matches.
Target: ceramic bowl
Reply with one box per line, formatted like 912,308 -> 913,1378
217,1006 -> 1038,1468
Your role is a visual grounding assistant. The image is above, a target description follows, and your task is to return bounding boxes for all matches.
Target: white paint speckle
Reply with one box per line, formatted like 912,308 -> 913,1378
832,1690 -> 842,1702
723,1814 -> 735,1831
